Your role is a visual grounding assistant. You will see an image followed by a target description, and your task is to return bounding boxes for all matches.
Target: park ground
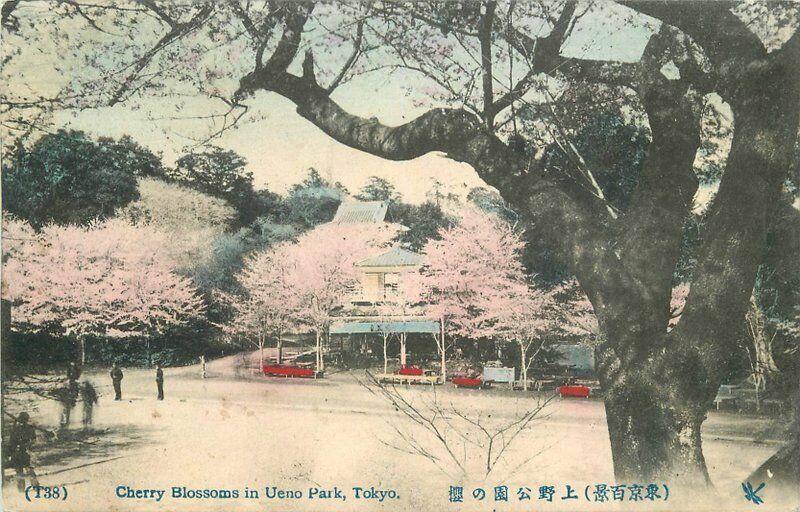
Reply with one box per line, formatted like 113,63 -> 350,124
2,352 -> 797,512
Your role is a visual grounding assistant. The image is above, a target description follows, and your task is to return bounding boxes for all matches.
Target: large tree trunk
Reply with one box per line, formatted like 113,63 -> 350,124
276,336 -> 283,365
596,62 -> 799,483
596,345 -> 711,483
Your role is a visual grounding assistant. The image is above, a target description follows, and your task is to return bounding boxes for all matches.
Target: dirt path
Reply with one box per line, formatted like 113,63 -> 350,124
2,357 -> 794,511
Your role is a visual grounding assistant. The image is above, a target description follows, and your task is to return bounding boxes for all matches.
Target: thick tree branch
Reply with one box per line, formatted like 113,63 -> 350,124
494,0 -> 659,125
618,1 -> 766,89
234,0 -> 729,367
615,26 -> 706,289
493,0 -> 587,115
238,46 -> 628,316
619,1 -> 762,55
261,2 -> 313,73
618,82 -> 702,335
478,1 -> 496,127
1,0 -> 20,31
228,0 -> 280,70
669,57 -> 800,395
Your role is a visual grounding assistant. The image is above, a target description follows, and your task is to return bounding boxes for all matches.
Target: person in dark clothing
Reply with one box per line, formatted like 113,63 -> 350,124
80,381 -> 98,427
6,412 -> 40,491
155,365 -> 164,400
110,363 -> 123,400
53,381 -> 78,434
66,362 -> 81,383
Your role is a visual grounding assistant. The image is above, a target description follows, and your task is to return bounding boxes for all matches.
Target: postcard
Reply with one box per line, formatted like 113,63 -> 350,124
1,1 -> 799,511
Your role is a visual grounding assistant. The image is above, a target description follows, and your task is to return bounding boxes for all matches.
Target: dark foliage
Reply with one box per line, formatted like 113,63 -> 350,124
388,201 -> 453,251
171,146 -> 263,226
2,130 -> 141,227
542,112 -> 648,213
355,176 -> 401,203
282,168 -> 347,228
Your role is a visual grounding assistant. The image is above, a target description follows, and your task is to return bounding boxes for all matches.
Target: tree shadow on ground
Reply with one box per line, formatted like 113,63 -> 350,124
32,425 -> 157,474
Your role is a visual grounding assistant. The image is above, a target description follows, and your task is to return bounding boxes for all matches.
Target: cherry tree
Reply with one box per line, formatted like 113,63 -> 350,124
492,280 -> 596,390
3,217 -> 205,363
219,244 -> 298,368
484,286 -> 548,390
415,209 -> 597,384
283,222 -> 398,371
415,208 -> 528,379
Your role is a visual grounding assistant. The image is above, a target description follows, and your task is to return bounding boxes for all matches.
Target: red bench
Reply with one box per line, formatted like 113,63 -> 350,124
262,365 -> 318,378
398,366 -> 424,376
452,377 -> 483,389
557,384 -> 590,398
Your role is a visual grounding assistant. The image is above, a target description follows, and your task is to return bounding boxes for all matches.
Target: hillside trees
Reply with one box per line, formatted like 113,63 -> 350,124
172,146 -> 265,225
1,130 -> 142,226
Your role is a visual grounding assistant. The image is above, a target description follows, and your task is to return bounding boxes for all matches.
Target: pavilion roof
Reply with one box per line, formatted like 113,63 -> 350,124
356,247 -> 423,268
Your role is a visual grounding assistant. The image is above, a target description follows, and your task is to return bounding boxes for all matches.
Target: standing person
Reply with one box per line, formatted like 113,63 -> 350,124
66,362 -> 81,383
80,381 -> 98,427
155,365 -> 164,400
110,363 -> 123,400
53,381 -> 78,434
6,412 -> 40,491
200,355 -> 206,379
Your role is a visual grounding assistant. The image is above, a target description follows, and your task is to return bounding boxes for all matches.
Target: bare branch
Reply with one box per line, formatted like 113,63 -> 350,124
327,19 -> 364,93
108,2 -> 215,106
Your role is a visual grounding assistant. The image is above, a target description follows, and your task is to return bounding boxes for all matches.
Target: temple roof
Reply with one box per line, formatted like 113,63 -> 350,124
332,200 -> 388,224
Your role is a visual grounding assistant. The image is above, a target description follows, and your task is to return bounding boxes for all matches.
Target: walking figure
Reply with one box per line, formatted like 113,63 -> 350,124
5,412 -> 40,491
156,365 -> 164,400
80,381 -> 98,427
110,363 -> 124,400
